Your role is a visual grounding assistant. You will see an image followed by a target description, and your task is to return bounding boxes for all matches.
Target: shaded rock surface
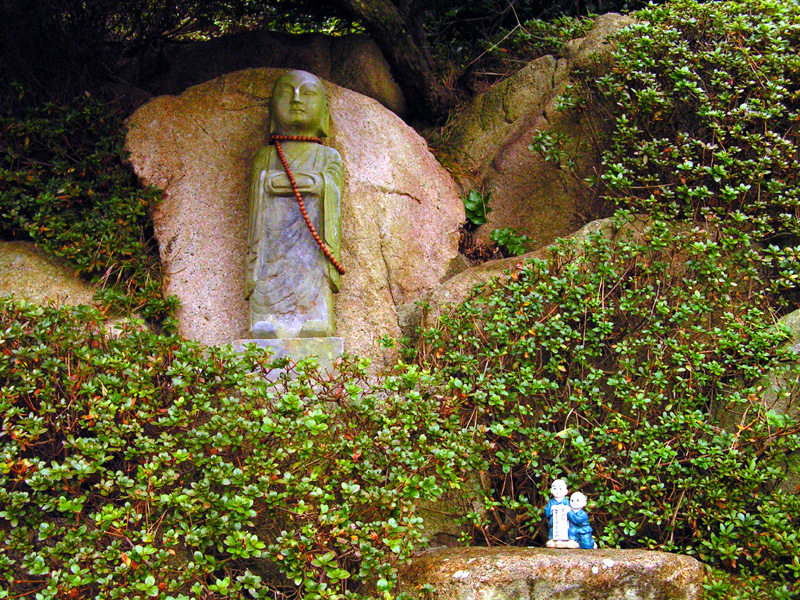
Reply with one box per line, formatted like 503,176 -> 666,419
131,31 -> 406,116
125,69 -> 463,370
442,13 -> 635,251
0,241 -> 96,306
400,547 -> 704,600
418,474 -> 489,548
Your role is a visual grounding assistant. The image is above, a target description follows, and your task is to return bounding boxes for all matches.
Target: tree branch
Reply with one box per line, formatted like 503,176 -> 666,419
331,0 -> 454,121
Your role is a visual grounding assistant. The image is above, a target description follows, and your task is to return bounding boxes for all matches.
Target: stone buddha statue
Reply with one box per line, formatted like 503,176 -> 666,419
245,70 -> 343,339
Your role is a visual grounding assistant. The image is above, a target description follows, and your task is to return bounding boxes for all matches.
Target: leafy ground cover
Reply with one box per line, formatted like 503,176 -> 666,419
3,0 -> 800,598
442,0 -> 800,596
532,0 -> 800,297
0,91 -> 176,326
0,299 -> 481,599
418,213 -> 800,598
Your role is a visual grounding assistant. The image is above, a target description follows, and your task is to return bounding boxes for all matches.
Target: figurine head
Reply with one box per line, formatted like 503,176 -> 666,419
550,479 -> 568,501
269,70 -> 330,138
570,492 -> 587,511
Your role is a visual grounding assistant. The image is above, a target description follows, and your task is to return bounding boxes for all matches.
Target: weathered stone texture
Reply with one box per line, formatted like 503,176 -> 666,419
443,13 -> 636,251
400,547 -> 704,600
0,241 -> 96,306
125,69 -> 463,370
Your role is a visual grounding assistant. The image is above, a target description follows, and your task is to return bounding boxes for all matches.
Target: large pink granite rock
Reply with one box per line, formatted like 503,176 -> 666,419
125,69 -> 463,370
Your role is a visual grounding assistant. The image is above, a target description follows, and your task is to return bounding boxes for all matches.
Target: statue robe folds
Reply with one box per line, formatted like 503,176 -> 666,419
245,141 -> 343,338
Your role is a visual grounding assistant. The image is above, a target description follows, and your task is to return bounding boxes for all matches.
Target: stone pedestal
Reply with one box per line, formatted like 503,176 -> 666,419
400,547 -> 704,600
234,337 -> 343,374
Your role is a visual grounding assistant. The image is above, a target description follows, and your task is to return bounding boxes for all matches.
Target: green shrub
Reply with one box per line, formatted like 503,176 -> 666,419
489,227 -> 531,256
462,190 -> 492,228
507,1 -> 800,595
0,297 -> 481,600
507,15 -> 596,60
418,213 -> 800,596
554,0 -> 800,295
0,91 -> 175,325
5,3 -> 800,600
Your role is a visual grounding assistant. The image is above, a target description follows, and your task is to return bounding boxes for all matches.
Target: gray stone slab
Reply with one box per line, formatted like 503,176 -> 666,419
234,337 -> 343,375
400,547 -> 704,600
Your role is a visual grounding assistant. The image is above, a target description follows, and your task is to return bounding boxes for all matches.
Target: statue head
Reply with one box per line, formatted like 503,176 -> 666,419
550,479 -> 568,501
269,70 -> 329,138
570,492 -> 587,511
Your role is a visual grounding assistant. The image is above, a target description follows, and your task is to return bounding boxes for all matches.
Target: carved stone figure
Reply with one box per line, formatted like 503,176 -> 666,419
246,70 -> 343,338
568,492 -> 597,549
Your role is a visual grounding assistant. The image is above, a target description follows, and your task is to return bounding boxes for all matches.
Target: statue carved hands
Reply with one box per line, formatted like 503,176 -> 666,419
268,171 -> 324,195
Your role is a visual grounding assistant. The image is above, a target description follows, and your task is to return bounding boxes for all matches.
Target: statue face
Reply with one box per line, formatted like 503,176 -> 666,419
270,71 -> 326,135
570,492 -> 587,511
551,479 -> 568,500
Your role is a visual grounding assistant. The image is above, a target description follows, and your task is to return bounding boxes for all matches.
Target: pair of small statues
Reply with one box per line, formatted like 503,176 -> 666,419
544,479 -> 597,549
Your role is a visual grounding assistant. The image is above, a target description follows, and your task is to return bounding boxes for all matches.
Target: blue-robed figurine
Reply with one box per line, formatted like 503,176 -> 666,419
544,479 -> 570,547
567,492 -> 597,549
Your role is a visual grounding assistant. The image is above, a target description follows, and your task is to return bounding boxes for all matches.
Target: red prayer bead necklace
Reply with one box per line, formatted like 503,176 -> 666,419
270,134 -> 346,276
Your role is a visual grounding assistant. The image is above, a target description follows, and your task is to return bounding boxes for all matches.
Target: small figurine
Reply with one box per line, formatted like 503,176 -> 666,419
544,479 -> 572,548
567,492 -> 597,549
